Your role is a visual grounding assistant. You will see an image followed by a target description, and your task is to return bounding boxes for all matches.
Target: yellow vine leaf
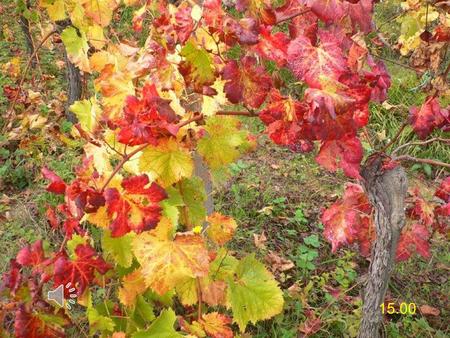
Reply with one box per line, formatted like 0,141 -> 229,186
83,206 -> 110,228
197,116 -> 249,169
60,26 -> 91,73
132,308 -> 182,338
206,212 -> 237,246
82,0 -> 119,27
41,0 -> 66,21
175,277 -> 197,306
178,177 -> 207,229
89,51 -> 115,73
95,65 -> 134,119
199,312 -> 232,338
133,231 -> 209,295
87,24 -> 106,50
139,138 -> 194,187
118,269 -> 147,307
201,79 -> 228,116
84,143 -> 113,176
70,98 -> 100,134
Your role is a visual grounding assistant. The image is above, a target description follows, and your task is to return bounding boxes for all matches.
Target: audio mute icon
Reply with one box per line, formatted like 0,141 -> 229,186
47,282 -> 77,310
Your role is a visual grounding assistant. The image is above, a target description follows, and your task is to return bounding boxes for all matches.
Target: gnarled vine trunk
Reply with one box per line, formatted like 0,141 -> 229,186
193,152 -> 214,219
63,48 -> 82,122
358,156 -> 408,338
56,19 -> 82,123
19,3 -> 36,66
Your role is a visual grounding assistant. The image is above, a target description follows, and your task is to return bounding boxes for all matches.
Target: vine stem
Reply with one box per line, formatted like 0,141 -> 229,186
443,61 -> 450,80
276,9 -> 311,24
393,155 -> 450,169
100,143 -> 148,192
382,122 -> 408,153
217,110 -> 259,117
196,277 -> 202,321
392,137 -> 450,155
5,30 -> 57,127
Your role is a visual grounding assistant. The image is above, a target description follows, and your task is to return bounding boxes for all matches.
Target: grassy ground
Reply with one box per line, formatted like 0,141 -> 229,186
212,119 -> 449,337
0,0 -> 449,337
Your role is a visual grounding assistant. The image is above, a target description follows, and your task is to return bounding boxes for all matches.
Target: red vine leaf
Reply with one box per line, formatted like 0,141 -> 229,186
322,183 -> 372,254
118,83 -> 179,146
223,56 -> 271,108
105,174 -> 167,237
41,167 -> 66,194
16,240 -> 45,268
396,223 -> 431,262
409,97 -> 449,139
252,26 -> 289,67
288,31 -> 347,89
14,304 -> 68,338
315,135 -> 363,178
53,244 -> 111,295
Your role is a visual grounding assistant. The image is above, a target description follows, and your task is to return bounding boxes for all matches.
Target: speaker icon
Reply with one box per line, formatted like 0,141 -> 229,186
47,283 -> 77,310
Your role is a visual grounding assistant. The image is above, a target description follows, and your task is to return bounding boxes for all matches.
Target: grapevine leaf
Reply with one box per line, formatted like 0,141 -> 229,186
259,89 -> 311,148
102,230 -> 135,268
174,4 -> 195,43
41,0 -> 66,21
315,136 -> 363,179
16,240 -> 45,267
179,40 -> 216,91
139,138 -> 194,187
83,143 -> 112,176
410,189 -> 435,227
14,305 -> 68,338
82,0 -> 118,27
206,212 -> 238,246
197,116 -> 249,169
175,277 -> 198,306
396,223 -> 431,261
61,27 -> 90,72
321,183 -> 372,254
223,17 -> 260,45
435,177 -> 450,202
210,248 -> 239,281
53,244 -> 110,296
132,309 -> 182,338
133,230 -> 209,295
409,97 -> 448,139
226,255 -> 284,331
199,312 -> 233,338
69,98 -> 100,133
132,295 -> 156,326
178,177 -> 207,229
117,84 -> 179,146
345,0 -> 374,33
87,307 -> 115,335
305,0 -> 345,23
105,175 -> 166,237
118,269 -> 148,307
41,167 -> 66,194
287,31 -> 347,89
161,186 -> 184,227
223,56 -> 271,109
95,65 -> 135,120
252,26 -> 289,67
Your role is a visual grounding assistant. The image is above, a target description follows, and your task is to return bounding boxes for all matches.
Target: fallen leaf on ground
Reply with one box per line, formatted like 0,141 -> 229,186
253,231 -> 267,249
265,250 -> 295,273
420,305 -> 440,316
